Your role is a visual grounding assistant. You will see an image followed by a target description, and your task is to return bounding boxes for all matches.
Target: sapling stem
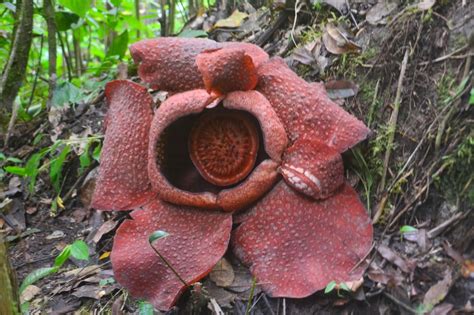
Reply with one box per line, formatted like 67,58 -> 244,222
245,276 -> 257,315
149,236 -> 188,287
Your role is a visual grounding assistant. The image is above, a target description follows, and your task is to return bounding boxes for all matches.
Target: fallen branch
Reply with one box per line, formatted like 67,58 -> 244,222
379,49 -> 410,192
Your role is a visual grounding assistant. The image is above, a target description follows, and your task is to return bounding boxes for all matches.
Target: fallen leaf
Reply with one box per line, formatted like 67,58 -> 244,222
325,80 -> 359,99
320,0 -> 348,14
366,1 -> 398,25
92,219 -> 119,243
418,0 -> 436,11
99,251 -> 111,260
20,285 -> 41,303
46,230 -> 66,240
429,303 -> 453,315
214,10 -> 249,29
461,259 -> 474,278
322,23 -> 361,55
377,244 -> 415,273
423,271 -> 453,308
210,258 -> 235,288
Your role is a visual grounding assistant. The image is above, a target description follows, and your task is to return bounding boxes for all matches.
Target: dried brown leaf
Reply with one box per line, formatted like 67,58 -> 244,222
210,258 -> 235,288
366,1 -> 398,25
423,271 -> 453,308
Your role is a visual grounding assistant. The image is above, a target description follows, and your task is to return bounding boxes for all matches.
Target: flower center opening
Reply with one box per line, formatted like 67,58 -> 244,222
188,111 -> 259,186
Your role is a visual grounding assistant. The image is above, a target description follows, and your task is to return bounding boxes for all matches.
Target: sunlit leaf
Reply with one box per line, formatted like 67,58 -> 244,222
58,0 -> 92,18
54,245 -> 72,268
324,280 -> 337,293
55,11 -> 80,31
70,240 -> 89,261
107,30 -> 129,58
50,145 -> 71,193
4,166 -> 27,176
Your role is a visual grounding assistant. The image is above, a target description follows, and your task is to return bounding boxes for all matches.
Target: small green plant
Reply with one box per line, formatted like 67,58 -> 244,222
324,280 -> 351,297
3,136 -> 102,214
19,240 -> 90,311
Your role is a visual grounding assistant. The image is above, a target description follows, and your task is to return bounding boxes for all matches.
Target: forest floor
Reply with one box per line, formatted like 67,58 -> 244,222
2,0 -> 473,314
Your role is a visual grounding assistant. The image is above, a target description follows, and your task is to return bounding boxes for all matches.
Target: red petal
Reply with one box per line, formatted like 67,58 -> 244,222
130,38 -> 221,91
196,48 -> 258,95
148,89 -> 220,209
232,181 -> 373,298
223,90 -> 288,162
91,80 -> 156,210
257,58 -> 370,152
217,159 -> 280,212
112,200 -> 232,310
281,138 -> 344,199
222,42 -> 269,67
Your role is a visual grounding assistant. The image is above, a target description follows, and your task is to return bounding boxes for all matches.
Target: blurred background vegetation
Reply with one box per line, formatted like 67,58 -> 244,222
0,0 -> 214,123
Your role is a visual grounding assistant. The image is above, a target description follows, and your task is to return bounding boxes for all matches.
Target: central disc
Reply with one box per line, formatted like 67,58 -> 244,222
189,110 -> 259,186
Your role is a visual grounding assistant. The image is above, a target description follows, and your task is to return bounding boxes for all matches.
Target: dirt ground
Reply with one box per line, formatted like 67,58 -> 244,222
2,0 -> 473,314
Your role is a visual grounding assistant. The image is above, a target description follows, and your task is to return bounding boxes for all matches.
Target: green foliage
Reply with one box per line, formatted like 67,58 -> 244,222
138,301 -> 155,315
19,239 -> 90,294
58,0 -> 92,18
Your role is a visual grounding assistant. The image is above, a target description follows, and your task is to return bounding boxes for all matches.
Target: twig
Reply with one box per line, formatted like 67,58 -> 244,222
382,292 -> 418,314
379,49 -> 409,192
418,45 -> 469,66
427,211 -> 468,239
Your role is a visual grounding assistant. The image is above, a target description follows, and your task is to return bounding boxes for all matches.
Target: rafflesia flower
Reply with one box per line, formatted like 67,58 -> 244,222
91,37 -> 373,311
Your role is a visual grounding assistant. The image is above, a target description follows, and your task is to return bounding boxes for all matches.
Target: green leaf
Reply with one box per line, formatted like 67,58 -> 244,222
339,282 -> 350,291
25,152 -> 47,192
149,230 -> 170,244
92,143 -> 102,161
400,225 -> 418,234
469,88 -> 474,105
107,30 -> 129,58
79,141 -> 91,174
324,280 -> 337,294
21,301 -> 30,315
70,240 -> 89,260
4,166 -> 27,176
58,0 -> 91,18
50,145 -> 71,193
99,277 -> 116,286
7,157 -> 23,164
19,267 -> 59,293
52,81 -> 83,107
55,10 -> 80,31
138,301 -> 155,315
54,245 -> 72,268
178,29 -> 208,38
110,0 -> 123,7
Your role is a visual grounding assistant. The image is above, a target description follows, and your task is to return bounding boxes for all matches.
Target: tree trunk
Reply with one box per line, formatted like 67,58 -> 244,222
43,0 -> 57,109
0,237 -> 20,315
0,0 -> 34,113
167,0 -> 176,35
135,0 -> 141,38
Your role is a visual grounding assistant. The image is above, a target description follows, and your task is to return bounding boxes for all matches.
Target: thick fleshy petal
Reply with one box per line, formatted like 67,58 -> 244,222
196,48 -> 258,95
222,42 -> 269,67
91,80 -> 156,210
257,58 -> 370,152
223,90 -> 288,162
232,181 -> 373,298
280,138 -> 344,199
111,199 -> 232,311
217,159 -> 280,212
148,89 -> 220,209
130,38 -> 221,91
